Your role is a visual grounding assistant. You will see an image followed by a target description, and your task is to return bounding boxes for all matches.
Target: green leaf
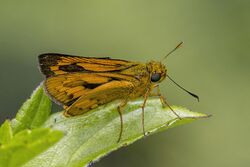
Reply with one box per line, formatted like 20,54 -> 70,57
0,128 -> 63,167
24,98 -> 209,167
11,83 -> 51,134
0,120 -> 13,145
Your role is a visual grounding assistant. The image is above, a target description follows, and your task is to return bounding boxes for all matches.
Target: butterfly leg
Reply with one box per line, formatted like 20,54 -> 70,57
117,100 -> 128,143
153,85 -> 181,119
141,88 -> 151,136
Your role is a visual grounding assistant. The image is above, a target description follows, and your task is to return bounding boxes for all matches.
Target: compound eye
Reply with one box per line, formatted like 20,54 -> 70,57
151,73 -> 161,82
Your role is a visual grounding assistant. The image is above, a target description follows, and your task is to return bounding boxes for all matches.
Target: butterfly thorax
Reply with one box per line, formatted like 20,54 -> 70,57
119,61 -> 167,99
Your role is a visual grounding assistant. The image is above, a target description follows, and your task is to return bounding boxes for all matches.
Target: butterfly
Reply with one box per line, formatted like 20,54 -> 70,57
38,42 -> 198,142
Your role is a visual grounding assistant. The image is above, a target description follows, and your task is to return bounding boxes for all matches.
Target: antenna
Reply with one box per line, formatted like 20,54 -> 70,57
162,41 -> 183,61
167,75 -> 199,102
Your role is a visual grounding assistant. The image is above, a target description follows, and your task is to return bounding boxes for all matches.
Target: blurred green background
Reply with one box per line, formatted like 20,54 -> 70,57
0,0 -> 249,167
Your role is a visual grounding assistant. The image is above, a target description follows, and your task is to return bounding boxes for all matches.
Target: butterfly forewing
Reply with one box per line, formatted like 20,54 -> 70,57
39,53 -> 136,77
39,54 -> 142,115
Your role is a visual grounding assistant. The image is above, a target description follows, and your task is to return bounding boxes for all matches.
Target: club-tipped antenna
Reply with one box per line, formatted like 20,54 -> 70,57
167,75 -> 199,102
162,41 -> 183,61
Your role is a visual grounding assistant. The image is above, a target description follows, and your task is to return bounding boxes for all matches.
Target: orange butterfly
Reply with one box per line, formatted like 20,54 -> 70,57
39,42 -> 198,142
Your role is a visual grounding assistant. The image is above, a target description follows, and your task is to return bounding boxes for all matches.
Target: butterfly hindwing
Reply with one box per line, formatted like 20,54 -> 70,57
44,72 -> 138,114
45,73 -> 112,106
65,80 -> 134,116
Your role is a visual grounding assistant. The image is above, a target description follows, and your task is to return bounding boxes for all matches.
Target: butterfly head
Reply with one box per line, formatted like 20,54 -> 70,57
146,61 -> 167,83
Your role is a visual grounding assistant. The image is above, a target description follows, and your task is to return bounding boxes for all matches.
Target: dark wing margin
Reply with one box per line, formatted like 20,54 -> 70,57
38,53 -> 135,78
39,54 -> 61,77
